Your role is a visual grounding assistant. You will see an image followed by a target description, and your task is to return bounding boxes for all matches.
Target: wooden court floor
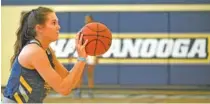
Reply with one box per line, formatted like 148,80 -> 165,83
44,90 -> 210,103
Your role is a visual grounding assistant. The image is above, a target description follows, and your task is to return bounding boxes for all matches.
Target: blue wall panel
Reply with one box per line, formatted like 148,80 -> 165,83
119,12 -> 169,33
170,12 -> 210,33
58,12 -> 210,33
82,65 -> 119,84
170,65 -> 210,85
70,12 -> 119,33
119,65 -> 168,85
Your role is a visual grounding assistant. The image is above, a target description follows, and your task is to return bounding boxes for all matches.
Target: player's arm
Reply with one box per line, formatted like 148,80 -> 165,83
30,34 -> 88,96
48,47 -> 69,78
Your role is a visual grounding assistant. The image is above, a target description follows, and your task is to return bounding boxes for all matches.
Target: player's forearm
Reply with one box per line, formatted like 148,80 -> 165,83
54,61 -> 69,78
50,47 -> 69,78
57,61 -> 86,95
67,61 -> 86,89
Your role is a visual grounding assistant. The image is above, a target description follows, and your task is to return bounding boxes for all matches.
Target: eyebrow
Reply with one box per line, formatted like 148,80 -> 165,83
52,19 -> 59,22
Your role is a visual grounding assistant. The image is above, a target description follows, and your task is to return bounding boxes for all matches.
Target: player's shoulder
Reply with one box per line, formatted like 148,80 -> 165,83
21,43 -> 46,56
18,43 -> 47,66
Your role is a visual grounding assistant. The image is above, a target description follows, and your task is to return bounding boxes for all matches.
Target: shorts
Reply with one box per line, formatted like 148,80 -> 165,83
87,56 -> 96,65
2,97 -> 16,103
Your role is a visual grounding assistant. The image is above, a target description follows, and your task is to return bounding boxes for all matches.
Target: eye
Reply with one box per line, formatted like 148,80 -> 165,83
53,21 -> 56,25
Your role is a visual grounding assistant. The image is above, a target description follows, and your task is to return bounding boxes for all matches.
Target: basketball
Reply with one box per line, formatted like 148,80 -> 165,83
80,22 -> 112,56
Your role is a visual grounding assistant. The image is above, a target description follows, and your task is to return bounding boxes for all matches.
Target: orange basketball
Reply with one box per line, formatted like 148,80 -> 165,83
80,22 -> 112,56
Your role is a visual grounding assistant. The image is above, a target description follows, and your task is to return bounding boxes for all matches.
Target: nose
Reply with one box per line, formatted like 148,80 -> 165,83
57,24 -> 61,30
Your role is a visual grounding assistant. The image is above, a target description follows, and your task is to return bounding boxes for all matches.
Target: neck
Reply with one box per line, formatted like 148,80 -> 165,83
35,37 -> 50,50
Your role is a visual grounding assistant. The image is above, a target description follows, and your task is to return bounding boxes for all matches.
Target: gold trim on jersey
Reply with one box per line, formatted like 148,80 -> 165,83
19,85 -> 29,102
14,92 -> 23,104
20,76 -> 32,93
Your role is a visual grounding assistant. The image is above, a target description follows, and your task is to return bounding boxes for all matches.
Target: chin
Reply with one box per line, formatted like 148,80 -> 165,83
49,38 -> 58,43
51,38 -> 58,42
51,35 -> 59,41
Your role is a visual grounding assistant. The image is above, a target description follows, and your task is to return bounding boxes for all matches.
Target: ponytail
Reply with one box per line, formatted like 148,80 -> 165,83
10,12 -> 31,67
10,7 -> 54,67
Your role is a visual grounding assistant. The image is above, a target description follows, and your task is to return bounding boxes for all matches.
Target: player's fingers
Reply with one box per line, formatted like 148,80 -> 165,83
75,34 -> 79,45
76,31 -> 82,45
79,33 -> 84,45
83,39 -> 88,47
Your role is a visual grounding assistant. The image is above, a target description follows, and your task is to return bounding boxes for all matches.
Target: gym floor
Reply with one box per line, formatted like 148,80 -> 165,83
44,89 -> 210,103
2,86 -> 210,103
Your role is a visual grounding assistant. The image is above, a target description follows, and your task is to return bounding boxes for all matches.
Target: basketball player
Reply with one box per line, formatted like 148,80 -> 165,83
2,7 -> 88,103
73,15 -> 98,98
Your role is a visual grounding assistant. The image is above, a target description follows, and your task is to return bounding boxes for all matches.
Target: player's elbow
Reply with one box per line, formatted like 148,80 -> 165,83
60,91 -> 70,96
59,89 -> 71,96
54,87 -> 72,96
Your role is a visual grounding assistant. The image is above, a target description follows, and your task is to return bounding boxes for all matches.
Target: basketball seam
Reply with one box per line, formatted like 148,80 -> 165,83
97,39 -> 107,51
94,24 -> 99,55
85,39 -> 97,55
83,34 -> 111,40
86,25 -> 107,32
85,39 -> 97,48
84,38 -> 109,55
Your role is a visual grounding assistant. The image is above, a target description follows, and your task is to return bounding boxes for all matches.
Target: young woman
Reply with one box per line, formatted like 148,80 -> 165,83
2,7 -> 88,103
73,15 -> 98,98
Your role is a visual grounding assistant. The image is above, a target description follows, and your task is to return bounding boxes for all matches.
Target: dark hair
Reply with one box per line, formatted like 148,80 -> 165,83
10,7 -> 54,67
85,14 -> 94,24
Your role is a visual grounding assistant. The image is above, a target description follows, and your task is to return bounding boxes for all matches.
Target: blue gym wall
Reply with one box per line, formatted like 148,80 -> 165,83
59,12 -> 210,85
2,0 -> 210,86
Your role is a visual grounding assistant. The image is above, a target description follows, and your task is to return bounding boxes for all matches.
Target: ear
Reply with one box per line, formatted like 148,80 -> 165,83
35,24 -> 44,33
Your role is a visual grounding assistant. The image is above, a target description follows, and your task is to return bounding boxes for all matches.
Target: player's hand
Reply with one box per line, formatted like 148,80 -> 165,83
75,32 -> 88,58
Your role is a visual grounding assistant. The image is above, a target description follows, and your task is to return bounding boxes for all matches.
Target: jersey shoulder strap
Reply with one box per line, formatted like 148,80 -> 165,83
28,39 -> 41,47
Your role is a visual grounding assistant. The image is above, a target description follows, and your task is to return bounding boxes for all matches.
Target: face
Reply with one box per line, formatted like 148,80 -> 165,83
38,12 -> 60,42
